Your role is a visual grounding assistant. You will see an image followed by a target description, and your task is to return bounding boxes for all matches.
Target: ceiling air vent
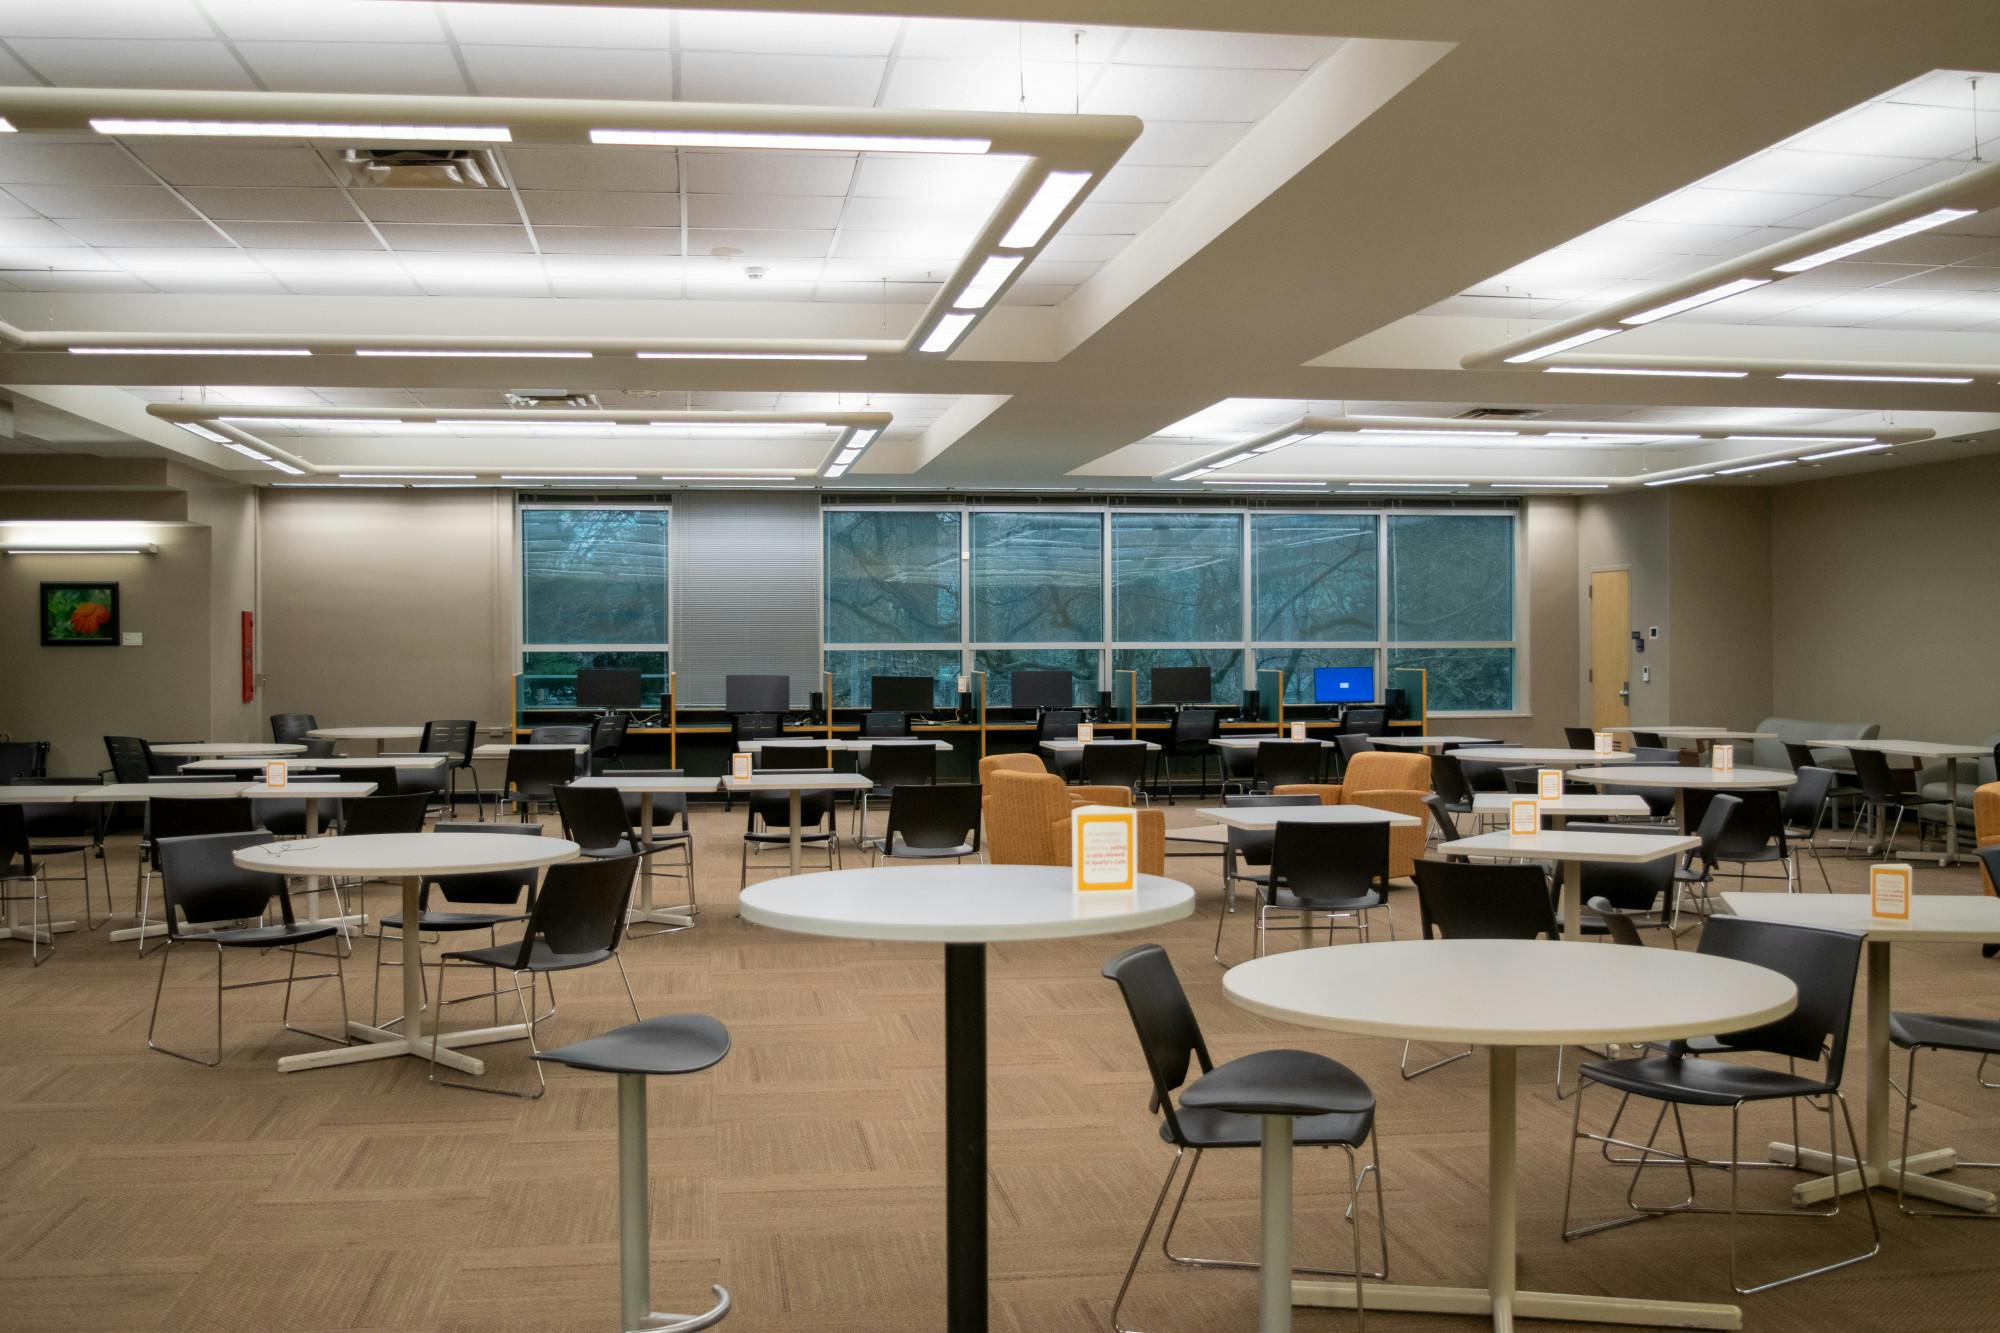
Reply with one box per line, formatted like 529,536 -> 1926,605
332,147 -> 502,189
1455,407 -> 1546,420
505,390 -> 601,411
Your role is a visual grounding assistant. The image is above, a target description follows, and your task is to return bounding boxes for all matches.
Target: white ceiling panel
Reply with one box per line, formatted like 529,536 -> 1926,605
253,249 -> 406,276
236,41 -> 470,95
105,247 -> 260,274
276,273 -> 419,296
129,144 -> 334,188
58,218 -> 229,248
682,151 -> 853,197
1061,200 -> 1166,235
897,21 -> 1125,63
1114,30 -> 1337,69
459,44 -> 673,100
851,155 -> 1024,200
676,10 -> 901,56
0,143 -> 158,187
685,194 -> 842,230
880,58 -> 1102,115
178,186 -> 360,222
0,47 -> 37,85
1628,187 -> 1841,228
679,51 -> 887,106
0,0 -> 213,40
374,223 -> 533,252
1850,157 -> 1973,198
829,229 -> 963,260
1082,64 -> 1299,121
200,0 -> 449,43
1696,148 -> 1930,196
683,226 -> 830,258
437,1 -> 679,49
534,224 -> 683,255
498,147 -> 677,193
0,192 -> 36,219
1092,163 -> 1205,204
0,268 -> 148,292
518,190 -> 680,227
348,189 -> 519,225
216,220 -> 384,250
4,184 -> 197,220
139,270 -> 285,294
7,38 -> 257,89
837,193 -> 991,233
0,246 -> 115,268
1120,121 -> 1251,168
1786,100 -> 1996,158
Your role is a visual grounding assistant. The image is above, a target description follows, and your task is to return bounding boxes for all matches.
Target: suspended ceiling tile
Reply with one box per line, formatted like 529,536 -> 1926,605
200,0 -> 448,42
127,144 -> 334,189
1866,232 -> 2000,264
1784,100 -> 1986,158
1081,64 -> 1299,121
851,155 -> 1024,199
235,41 -> 469,95
1092,163 -> 1204,204
215,220 -> 385,250
1120,120 -> 1250,168
0,267 -> 150,292
838,193 -> 993,232
897,20 -> 1125,63
8,38 -> 257,89
0,245 -> 114,269
679,51 -> 887,107
277,273 -> 424,297
348,189 -> 520,226
138,271 -> 286,294
375,222 -> 534,252
682,277 -> 815,301
4,184 -> 198,220
880,58 -> 1101,115
437,1 -> 679,48
1628,186 -> 1842,228
1879,264 -> 2000,290
683,226 -> 831,259
458,44 -> 673,100
1850,157 -> 1970,198
1696,147 -> 1931,196
498,146 -> 677,193
0,142 -> 159,187
828,229 -> 966,261
532,223 -> 686,255
676,9 -> 902,57
681,151 -> 853,198
252,248 -> 406,276
177,186 -> 360,222
1112,30 -> 1336,69
686,194 -> 843,230
0,192 -> 36,219
517,189 -> 680,227
56,218 -> 228,247
1036,232 -> 1130,263
0,0 -> 213,40
1061,200 -> 1166,235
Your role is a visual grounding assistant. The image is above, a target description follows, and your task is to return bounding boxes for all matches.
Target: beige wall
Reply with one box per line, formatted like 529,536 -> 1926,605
1772,453 -> 2000,739
1576,490 -> 1671,725
181,470 -> 261,742
258,488 -> 516,734
1666,488 -> 1772,728
1468,495 -> 1579,745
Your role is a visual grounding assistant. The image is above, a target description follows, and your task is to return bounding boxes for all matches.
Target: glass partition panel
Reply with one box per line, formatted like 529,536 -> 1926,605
1388,648 -> 1512,713
1254,668 -> 1285,723
1254,648 -> 1378,703
1111,512 -> 1242,642
824,508 -> 962,643
520,650 -> 668,709
1386,514 -> 1514,642
973,648 -> 1101,708
1252,513 -> 1377,641
970,511 -> 1102,643
825,649 -> 961,710
521,508 -> 668,644
1111,647 -> 1243,706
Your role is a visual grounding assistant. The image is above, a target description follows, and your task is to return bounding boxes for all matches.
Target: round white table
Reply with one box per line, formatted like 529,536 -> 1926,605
1370,734 -> 1498,754
235,832 -> 576,1075
739,866 -> 1195,1333
1222,940 -> 1797,1333
1570,764 -> 1795,831
148,741 -> 306,758
1197,803 -> 1421,830
1451,747 -> 1636,768
306,725 -> 425,755
568,773 -> 723,930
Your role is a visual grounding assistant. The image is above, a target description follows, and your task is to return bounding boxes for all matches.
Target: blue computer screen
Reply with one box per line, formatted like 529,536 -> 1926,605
1313,666 -> 1376,704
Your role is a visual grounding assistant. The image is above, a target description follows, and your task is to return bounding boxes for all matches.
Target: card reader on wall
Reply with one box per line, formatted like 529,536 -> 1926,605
1630,629 -> 1645,653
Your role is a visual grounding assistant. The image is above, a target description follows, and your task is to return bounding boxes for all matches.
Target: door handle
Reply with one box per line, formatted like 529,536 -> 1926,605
1618,681 -> 1631,704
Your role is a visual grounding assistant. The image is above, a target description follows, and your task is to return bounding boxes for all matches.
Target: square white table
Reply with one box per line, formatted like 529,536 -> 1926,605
567,773 -> 721,930
149,741 -> 305,758
1469,792 -> 1651,829
1721,891 -> 2000,1214
722,772 -> 873,875
1372,734 -> 1498,754
1207,735 -> 1335,751
1610,726 -> 1777,756
1809,739 -> 1991,866
178,755 -> 449,774
1451,747 -> 1636,769
1038,738 -> 1162,752
1439,828 -> 1699,941
471,742 -> 588,759
307,725 -> 424,755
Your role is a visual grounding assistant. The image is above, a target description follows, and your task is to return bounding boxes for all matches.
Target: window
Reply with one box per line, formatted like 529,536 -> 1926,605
1252,513 -> 1377,641
970,511 -> 1101,642
1112,512 -> 1242,642
824,508 -> 961,644
519,506 -> 668,707
1113,647 -> 1242,706
825,648 -> 961,710
1385,514 -> 1516,711
974,647 -> 1102,707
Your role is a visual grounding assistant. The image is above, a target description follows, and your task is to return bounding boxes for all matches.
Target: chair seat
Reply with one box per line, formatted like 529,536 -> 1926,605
1268,887 -> 1382,913
1580,1054 -> 1834,1107
381,909 -> 529,932
534,1013 -> 731,1076
1178,1048 -> 1376,1119
27,840 -> 90,855
206,921 -> 340,949
581,837 -> 683,859
1889,1011 -> 2000,1055
871,837 -> 975,860
442,938 -> 615,973
745,830 -> 835,845
1166,1103 -> 1375,1150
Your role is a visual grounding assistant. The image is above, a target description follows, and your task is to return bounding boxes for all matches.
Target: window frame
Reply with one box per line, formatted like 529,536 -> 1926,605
517,501 -> 672,706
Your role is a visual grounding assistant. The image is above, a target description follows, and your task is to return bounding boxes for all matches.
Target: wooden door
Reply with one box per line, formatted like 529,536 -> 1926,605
1588,569 -> 1631,732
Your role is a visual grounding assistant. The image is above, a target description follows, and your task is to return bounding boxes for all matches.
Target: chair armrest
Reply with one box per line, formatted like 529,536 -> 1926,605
1048,808 -> 1166,875
1272,783 -> 1343,805
1069,785 -> 1133,808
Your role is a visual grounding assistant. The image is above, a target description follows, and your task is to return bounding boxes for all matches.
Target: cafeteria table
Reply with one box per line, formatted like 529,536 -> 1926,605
0,784 -> 88,944
306,725 -> 424,755
1809,738 -> 1991,866
149,741 -> 305,759
567,772 -> 721,931
1439,827 -> 1699,942
1451,747 -> 1637,769
1371,734 -> 1499,754
721,770 -> 872,875
1570,763 -> 1795,832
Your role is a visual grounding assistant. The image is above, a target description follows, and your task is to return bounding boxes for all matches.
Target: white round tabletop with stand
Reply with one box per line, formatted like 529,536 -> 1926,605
1451,747 -> 1636,769
149,741 -> 306,758
1222,939 -> 1797,1333
739,865 -> 1195,1333
1570,764 -> 1795,831
568,773 -> 722,931
234,832 -> 576,1075
1370,734 -> 1499,754
721,771 -> 873,874
306,725 -> 425,756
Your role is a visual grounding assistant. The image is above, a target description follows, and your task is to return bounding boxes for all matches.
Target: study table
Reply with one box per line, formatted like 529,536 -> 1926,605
1438,828 -> 1700,942
1569,764 -> 1795,831
738,865 -> 1194,1333
567,773 -> 719,931
1037,738 -> 1162,753
1207,735 -> 1335,751
471,742 -> 587,760
1721,891 -> 2000,1214
1809,738 -> 1991,866
177,755 -> 449,774
737,737 -> 953,754
1608,726 -> 1777,755
235,832 -> 576,1075
720,771 -> 872,875
1198,804 -> 1421,831
1223,940 -> 1796,1332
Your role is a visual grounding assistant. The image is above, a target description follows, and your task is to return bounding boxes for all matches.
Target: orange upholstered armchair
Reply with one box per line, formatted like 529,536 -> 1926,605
1274,750 -> 1432,881
982,768 -> 1165,873
1978,781 -> 1999,895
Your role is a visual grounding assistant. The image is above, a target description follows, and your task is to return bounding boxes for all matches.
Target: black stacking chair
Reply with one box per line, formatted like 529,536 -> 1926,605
528,724 -> 594,778
1211,793 -> 1319,963
1564,822 -> 1682,940
1791,742 -> 1863,831
1564,727 -> 1595,749
600,770 -> 698,927
405,719 -> 482,818
1334,732 -> 1375,776
503,746 -> 576,822
429,853 -> 643,1099
1592,904 -> 1648,948
0,806 -> 54,965
1458,756 -> 1512,794
557,784 -> 690,939
1080,741 -> 1151,799
533,1015 -> 733,1331
1628,746 -> 1686,821
725,713 -> 784,811
1422,793 -> 1461,843
1153,707 -> 1220,803
1890,885 -> 2000,1217
1402,859 -> 1557,1081
1780,767 -> 1837,892
373,822 -> 541,1027
1038,709 -> 1086,781
134,788 -> 257,954
103,734 -> 156,785
1431,752 -> 1478,833
0,741 -> 47,782
1101,943 -> 1384,1333
867,784 -> 982,865
146,831 -> 349,1067
588,714 -> 629,775
1217,738 -> 1259,795
270,712 -> 317,744
1255,820 -> 1390,956
1254,740 -> 1322,792
11,775 -> 109,929
1843,748 -> 1926,858
1675,792 -> 1793,913
852,741 -> 937,839
340,791 -> 429,836
740,760 -> 842,889
1563,916 -> 1879,1295
1629,730 -> 1666,751
861,710 -> 911,737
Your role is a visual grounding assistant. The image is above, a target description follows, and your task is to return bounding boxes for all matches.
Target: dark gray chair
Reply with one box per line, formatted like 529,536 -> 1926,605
0,805 -> 54,965
1404,859 -> 1556,1081
1254,740 -> 1322,792
373,822 -> 541,1026
557,784 -> 691,939
1211,793 -> 1319,963
1781,767 -> 1838,892
866,784 -> 981,865
851,741 -> 937,839
1080,740 -> 1151,799
11,775 -> 109,929
270,712 -> 317,744
504,747 -> 576,822
1890,904 -> 2000,1217
1255,820 -> 1390,955
1153,707 -> 1220,803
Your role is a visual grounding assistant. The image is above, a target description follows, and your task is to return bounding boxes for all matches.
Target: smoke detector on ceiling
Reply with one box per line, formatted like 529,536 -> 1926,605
505,390 -> 601,410
333,148 -> 502,189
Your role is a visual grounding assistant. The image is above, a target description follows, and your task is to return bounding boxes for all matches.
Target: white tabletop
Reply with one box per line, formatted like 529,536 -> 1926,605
740,737 -> 952,752
1166,824 -> 1230,846
307,726 -> 424,741
1222,939 -> 1797,1046
1721,891 -> 2000,943
240,782 -> 376,798
1571,764 -> 1795,790
1470,792 -> 1652,818
74,781 -> 260,801
722,772 -> 873,792
1610,726 -> 1777,741
0,785 -> 85,804
471,742 -> 588,758
1450,747 -> 1635,767
179,755 -> 449,772
233,831 -> 576,878
1441,828 -> 1699,863
1197,804 -> 1421,830
1371,734 -> 1497,749
738,865 -> 1195,943
1208,735 -> 1335,750
149,741 -> 306,757
1039,739 -> 1163,753
1807,738 -> 1992,760
568,774 -> 720,794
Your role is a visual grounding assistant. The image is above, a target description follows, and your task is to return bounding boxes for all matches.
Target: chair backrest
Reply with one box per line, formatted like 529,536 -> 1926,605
1270,819 -> 1388,902
885,783 -> 983,853
981,770 -> 1073,866
301,738 -> 338,758
1847,747 -> 1901,803
158,831 -> 289,935
862,742 -> 938,789
1431,752 -> 1475,807
1691,791 -> 1741,859
1572,831 -> 1676,911
1036,709 -> 1084,743
340,793 -> 430,836
10,775 -> 103,838
0,741 -> 48,783
1101,943 -> 1212,1143
1692,915 -> 1862,1078
505,746 -> 578,797
557,783 -> 636,853
1344,707 -> 1389,737
341,766 -> 401,796
731,712 -> 784,744
1080,741 -> 1149,791
0,804 -> 31,873
610,770 -> 689,827
1334,733 -> 1375,767
528,723 -> 593,746
104,735 -> 155,785
862,710 -> 911,737
1783,766 -> 1836,829
1563,727 -> 1594,749
1343,750 -> 1430,794
420,720 -> 476,765
1502,766 -> 1540,794
1222,792 -> 1318,865
150,793 -> 257,844
1633,746 -> 1682,765
503,853 -> 640,966
1710,789 -> 1786,861
1458,757 -> 1508,793
1414,857 -> 1557,939
590,714 -> 629,757
423,822 -> 542,908
1979,845 -> 2000,899
1591,902 -> 1647,947
1254,740 -> 1322,789
1629,730 -> 1665,750
270,712 -> 317,743
1423,792 -> 1460,842
1782,741 -> 1816,774
977,752 -> 1048,784
1169,708 -> 1220,750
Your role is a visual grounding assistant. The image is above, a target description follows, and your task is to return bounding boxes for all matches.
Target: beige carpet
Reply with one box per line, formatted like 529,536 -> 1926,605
2,801 -> 1997,1332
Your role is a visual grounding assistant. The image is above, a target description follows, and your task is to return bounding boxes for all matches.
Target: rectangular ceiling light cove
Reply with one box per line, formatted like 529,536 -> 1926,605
1502,328 -> 1619,364
1726,434 -> 1875,444
500,474 -> 639,481
259,459 -> 305,475
1251,432 -> 1316,452
952,255 -> 1024,310
1777,372 -> 1973,384
1346,482 -> 1469,489
175,422 -> 230,444
226,417 -> 404,428
1643,473 -> 1711,487
1358,427 -> 1520,438
845,428 -> 881,450
91,119 -> 510,142
1171,468 -> 1215,481
356,348 -> 591,359
220,441 -> 271,462
635,351 -> 867,361
1000,171 -> 1093,249
1774,208 -> 1978,273
1545,432 -> 1702,442
918,312 -> 976,354
590,128 -> 988,154
1620,278 -> 1771,325
0,118 -> 14,133
823,464 -> 849,478
1545,366 -> 1748,378
69,346 -> 311,356
1715,459 -> 1798,475
339,473 -> 477,480
1499,483 -> 1611,490
1199,479 -> 1325,487
1800,442 -> 1893,461
835,449 -> 864,464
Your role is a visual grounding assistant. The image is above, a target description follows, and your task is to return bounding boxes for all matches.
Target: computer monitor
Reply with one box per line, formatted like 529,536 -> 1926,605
870,674 -> 935,712
1313,666 -> 1377,704
1010,669 -> 1074,710
576,669 -> 642,709
724,673 -> 789,713
1150,666 -> 1211,706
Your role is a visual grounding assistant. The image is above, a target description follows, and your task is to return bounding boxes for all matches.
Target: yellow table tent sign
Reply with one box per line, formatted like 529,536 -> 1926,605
1870,863 -> 1912,921
1071,804 -> 1137,893
730,752 -> 753,781
1537,768 -> 1563,800
263,760 -> 288,788
1509,797 -> 1540,837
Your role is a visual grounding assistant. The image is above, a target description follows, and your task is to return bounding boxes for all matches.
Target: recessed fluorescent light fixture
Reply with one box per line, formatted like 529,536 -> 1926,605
1199,479 -> 1325,487
1773,207 -> 1977,273
1620,278 -> 1771,325
1345,482 -> 1471,490
1,545 -> 158,555
1498,483 -> 1611,490
1502,327 -> 1619,364
952,255 -> 1024,310
590,128 -> 988,154
658,475 -> 799,483
175,422 -> 230,444
273,482 -> 403,489
1643,473 -> 1712,487
92,118 -> 509,142
634,351 -> 867,361
1777,372 -> 1973,384
1545,366 -> 1748,378
834,449 -> 864,464
219,442 -> 272,462
1358,427 -> 1520,439
1544,432 -> 1702,443
919,312 -> 976,354
1171,468 -> 1215,481
1251,433 -> 1316,452
823,464 -> 850,478
338,473 -> 477,481
1716,459 -> 1798,475
1000,171 -> 1093,249
355,348 -> 590,359
69,345 -> 310,356
1800,442 -> 1893,461
844,429 -> 881,450
0,118 -> 14,133
500,474 -> 639,481
1725,434 -> 1875,444
225,416 -> 403,429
